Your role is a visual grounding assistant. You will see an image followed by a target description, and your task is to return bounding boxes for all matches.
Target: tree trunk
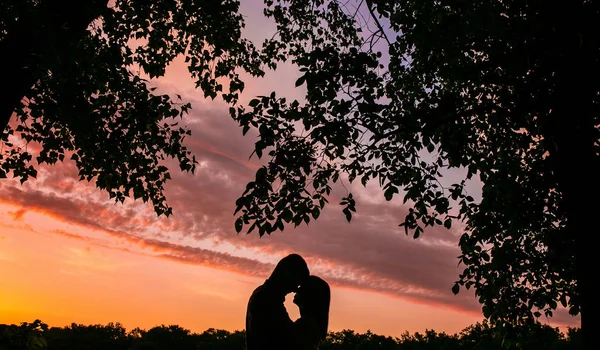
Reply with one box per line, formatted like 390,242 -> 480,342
552,112 -> 597,350
552,120 -> 598,350
546,3 -> 599,349
0,0 -> 108,134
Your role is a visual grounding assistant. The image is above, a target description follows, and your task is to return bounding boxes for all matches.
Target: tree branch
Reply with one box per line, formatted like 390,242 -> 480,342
364,0 -> 391,46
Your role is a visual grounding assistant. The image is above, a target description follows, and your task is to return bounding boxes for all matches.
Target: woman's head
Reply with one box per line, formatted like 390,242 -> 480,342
293,275 -> 330,341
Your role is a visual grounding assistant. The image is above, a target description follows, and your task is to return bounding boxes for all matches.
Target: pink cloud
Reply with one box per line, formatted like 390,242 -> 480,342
8,208 -> 27,221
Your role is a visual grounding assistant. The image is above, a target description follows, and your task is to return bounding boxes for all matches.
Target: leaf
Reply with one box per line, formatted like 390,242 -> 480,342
444,218 -> 452,229
281,209 -> 293,223
235,217 -> 243,233
384,185 -> 398,201
560,294 -> 567,308
256,167 -> 267,180
413,226 -> 422,239
343,207 -> 352,222
295,75 -> 306,87
569,306 -> 579,316
361,175 -> 369,187
452,283 -> 460,295
312,207 -> 320,219
482,305 -> 490,318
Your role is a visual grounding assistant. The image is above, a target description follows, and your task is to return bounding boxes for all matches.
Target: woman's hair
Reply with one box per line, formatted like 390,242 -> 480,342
300,275 -> 331,341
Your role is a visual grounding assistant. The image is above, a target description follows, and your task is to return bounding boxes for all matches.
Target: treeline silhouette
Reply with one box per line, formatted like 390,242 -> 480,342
0,320 -> 581,350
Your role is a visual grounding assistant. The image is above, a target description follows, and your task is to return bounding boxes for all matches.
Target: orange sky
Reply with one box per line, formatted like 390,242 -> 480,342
0,0 -> 579,338
0,201 -> 485,335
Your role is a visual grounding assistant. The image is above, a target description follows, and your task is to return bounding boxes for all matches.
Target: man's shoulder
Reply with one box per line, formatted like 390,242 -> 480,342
253,283 -> 269,294
248,283 -> 271,306
250,283 -> 269,297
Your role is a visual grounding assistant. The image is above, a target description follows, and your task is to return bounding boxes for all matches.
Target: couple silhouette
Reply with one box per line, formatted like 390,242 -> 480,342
245,254 -> 331,350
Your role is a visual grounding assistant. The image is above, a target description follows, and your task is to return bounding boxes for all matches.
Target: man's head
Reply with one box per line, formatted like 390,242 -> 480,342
268,253 -> 310,294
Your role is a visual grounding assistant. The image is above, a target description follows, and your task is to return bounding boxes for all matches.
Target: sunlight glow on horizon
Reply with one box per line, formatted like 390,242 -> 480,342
1,198 -> 576,336
0,202 -> 488,336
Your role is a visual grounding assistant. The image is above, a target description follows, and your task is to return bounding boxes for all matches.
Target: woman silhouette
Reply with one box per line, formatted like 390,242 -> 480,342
292,275 -> 331,350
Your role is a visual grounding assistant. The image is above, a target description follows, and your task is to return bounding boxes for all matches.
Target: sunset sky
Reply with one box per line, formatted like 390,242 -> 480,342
0,0 -> 579,337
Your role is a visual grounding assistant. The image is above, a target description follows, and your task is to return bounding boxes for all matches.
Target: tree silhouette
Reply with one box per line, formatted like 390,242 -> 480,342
141,325 -> 195,350
0,320 -> 47,350
0,0 -> 265,216
44,323 -> 130,350
227,1 -> 598,348
0,320 -> 581,350
3,1 -> 597,347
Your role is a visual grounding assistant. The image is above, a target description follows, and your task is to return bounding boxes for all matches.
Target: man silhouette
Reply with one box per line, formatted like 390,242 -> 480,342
245,254 -> 310,350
